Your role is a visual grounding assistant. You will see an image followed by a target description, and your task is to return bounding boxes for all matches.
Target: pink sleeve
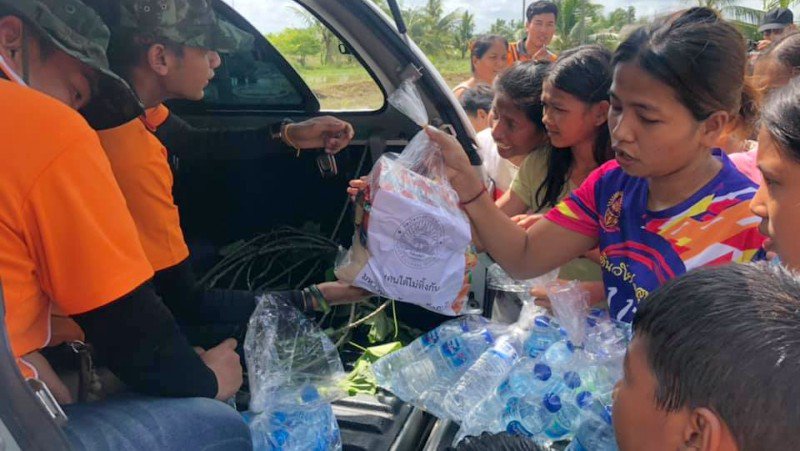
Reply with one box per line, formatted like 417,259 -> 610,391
729,148 -> 762,185
544,164 -> 606,238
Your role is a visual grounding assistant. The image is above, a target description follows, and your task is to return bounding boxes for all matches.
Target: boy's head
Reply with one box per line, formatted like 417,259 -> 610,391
84,0 -> 253,102
614,263 -> 800,451
460,83 -> 494,133
0,0 -> 142,128
759,7 -> 795,42
525,1 -> 557,49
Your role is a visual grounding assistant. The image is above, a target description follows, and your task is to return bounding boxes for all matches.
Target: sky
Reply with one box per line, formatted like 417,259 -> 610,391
221,0 -> 770,35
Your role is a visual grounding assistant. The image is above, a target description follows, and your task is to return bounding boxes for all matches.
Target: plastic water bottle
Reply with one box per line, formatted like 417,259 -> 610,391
442,331 -> 524,418
523,315 -> 562,358
502,396 -> 550,438
399,327 -> 496,414
373,316 -> 488,388
458,379 -> 513,439
507,360 -> 560,398
539,376 -> 595,441
566,402 -> 619,451
542,340 -> 576,372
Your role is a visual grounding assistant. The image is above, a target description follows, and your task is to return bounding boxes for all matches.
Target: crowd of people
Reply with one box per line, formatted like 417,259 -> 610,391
448,1 -> 800,449
1,0 -> 800,449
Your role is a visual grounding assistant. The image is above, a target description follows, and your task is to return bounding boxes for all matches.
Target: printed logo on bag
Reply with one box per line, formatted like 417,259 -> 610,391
393,214 -> 445,269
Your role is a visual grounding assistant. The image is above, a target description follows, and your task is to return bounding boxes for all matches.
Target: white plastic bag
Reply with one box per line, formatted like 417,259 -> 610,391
336,81 -> 476,316
244,293 -> 346,413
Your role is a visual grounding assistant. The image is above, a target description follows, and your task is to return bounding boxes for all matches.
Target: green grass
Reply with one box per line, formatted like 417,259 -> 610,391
289,57 -> 472,111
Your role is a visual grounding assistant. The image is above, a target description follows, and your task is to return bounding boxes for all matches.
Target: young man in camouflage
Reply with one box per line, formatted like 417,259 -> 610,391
0,0 -> 252,448
82,0 -> 366,355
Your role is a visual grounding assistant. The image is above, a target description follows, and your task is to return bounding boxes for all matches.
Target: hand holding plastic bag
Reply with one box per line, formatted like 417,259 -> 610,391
244,293 -> 345,413
335,81 -> 475,316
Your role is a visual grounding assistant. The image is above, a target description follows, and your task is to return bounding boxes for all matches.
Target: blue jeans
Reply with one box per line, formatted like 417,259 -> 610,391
62,396 -> 252,451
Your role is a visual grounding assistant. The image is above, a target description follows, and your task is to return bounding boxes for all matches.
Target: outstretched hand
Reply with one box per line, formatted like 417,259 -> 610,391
286,116 -> 355,154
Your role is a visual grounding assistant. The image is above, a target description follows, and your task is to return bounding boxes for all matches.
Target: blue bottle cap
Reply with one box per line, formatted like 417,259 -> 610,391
566,341 -> 576,352
543,393 -> 562,413
576,391 -> 594,409
300,385 -> 320,402
534,316 -> 551,328
586,316 -> 598,327
533,363 -> 552,381
273,429 -> 289,447
482,330 -> 495,344
563,371 -> 582,389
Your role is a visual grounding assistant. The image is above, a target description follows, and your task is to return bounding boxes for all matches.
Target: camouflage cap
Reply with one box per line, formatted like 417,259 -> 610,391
0,0 -> 143,129
117,0 -> 253,53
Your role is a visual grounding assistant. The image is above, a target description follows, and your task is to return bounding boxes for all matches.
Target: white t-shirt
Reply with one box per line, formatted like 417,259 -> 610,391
476,129 -> 519,193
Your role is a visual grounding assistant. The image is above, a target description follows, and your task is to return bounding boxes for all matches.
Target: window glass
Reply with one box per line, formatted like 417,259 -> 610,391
219,0 -> 385,111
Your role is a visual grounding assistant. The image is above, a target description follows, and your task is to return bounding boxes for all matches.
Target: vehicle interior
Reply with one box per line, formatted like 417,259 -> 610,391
166,1 -> 483,448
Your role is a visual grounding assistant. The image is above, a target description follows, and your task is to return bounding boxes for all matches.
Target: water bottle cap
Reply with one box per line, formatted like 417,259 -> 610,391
543,393 -> 562,413
482,330 -> 495,344
533,363 -> 552,381
534,316 -> 551,328
586,317 -> 598,328
566,341 -> 576,352
300,385 -> 320,402
576,391 -> 594,409
564,371 -> 582,389
272,411 -> 287,423
273,429 -> 289,446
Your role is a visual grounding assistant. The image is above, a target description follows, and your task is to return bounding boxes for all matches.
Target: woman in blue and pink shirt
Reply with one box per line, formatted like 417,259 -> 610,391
429,7 -> 766,323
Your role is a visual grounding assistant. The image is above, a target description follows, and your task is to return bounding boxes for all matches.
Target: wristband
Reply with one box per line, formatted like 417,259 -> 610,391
271,119 -> 301,157
308,284 -> 331,314
460,187 -> 487,207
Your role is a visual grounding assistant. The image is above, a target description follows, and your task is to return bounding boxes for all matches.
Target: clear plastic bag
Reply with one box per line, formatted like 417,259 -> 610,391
244,293 -> 346,413
547,281 -> 590,347
335,80 -> 475,316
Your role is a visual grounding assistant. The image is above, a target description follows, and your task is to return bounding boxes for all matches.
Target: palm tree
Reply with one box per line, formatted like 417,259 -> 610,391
404,0 -> 461,57
700,0 -> 800,37
551,0 -> 605,50
454,11 -> 476,59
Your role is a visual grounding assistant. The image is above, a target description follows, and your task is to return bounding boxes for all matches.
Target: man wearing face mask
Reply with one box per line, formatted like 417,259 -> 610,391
0,0 -> 251,448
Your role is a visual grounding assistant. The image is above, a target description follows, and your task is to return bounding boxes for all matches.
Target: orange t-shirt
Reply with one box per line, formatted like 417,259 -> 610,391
0,79 -> 153,378
98,105 -> 190,272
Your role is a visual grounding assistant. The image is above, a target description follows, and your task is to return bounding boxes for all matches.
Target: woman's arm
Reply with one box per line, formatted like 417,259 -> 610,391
429,127 -> 598,279
495,189 -> 528,217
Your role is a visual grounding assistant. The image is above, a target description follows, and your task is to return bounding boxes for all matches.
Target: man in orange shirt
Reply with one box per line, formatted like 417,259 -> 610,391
0,0 -> 250,448
84,0 -> 365,352
508,1 -> 558,64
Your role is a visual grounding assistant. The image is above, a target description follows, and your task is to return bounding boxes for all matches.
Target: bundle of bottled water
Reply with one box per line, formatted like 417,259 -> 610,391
243,293 -> 345,451
244,385 -> 342,451
372,281 -> 630,449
